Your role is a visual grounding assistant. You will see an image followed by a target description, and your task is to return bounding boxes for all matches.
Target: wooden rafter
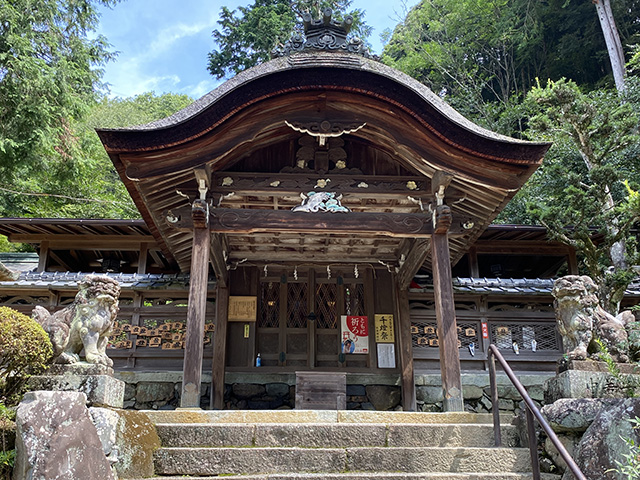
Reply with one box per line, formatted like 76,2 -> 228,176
396,238 -> 431,290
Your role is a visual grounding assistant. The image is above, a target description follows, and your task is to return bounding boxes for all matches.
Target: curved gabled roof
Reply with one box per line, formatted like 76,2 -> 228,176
97,52 -> 550,273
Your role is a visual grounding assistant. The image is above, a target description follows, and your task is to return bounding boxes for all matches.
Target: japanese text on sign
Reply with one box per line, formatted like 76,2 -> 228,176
340,315 -> 369,354
374,314 -> 395,343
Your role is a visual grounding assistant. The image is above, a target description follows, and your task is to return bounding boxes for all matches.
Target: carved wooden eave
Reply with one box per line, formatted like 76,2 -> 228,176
96,52 -> 550,275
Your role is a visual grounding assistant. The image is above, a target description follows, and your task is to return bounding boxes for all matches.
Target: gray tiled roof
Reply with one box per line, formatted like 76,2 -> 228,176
0,271 -> 216,290
411,276 -> 640,297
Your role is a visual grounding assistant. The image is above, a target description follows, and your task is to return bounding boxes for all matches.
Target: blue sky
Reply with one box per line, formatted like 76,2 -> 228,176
95,0 -> 418,99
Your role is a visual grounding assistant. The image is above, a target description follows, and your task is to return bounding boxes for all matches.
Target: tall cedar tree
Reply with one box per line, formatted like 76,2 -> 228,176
0,0 -> 118,178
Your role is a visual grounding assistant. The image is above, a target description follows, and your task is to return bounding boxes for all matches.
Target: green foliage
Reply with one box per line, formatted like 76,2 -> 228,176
0,402 -> 15,480
0,307 -> 53,405
381,0 -> 640,134
522,79 -> 640,313
0,0 -> 119,180
612,417 -> 640,479
382,0 -> 540,131
0,92 -> 193,219
626,181 -> 640,218
208,0 -> 371,79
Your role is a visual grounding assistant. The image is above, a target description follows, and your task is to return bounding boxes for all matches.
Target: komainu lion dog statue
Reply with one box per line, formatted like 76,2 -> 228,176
32,275 -> 121,367
552,275 -> 635,363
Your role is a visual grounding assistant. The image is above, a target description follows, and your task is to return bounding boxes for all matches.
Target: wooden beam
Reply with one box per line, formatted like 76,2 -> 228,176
137,242 -> 149,275
48,250 -> 71,272
166,206 -> 472,238
396,239 -> 431,290
473,240 -> 573,255
431,170 -> 454,195
431,232 -> 464,412
209,233 -> 229,288
37,240 -> 49,273
8,234 -> 155,246
210,172 -> 466,202
221,251 -> 398,264
180,226 -> 211,408
148,250 -> 167,269
210,284 -> 229,410
394,278 -> 416,411
468,246 -> 479,278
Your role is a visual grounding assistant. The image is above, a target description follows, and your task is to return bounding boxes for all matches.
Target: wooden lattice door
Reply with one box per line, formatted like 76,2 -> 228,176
257,270 -> 368,369
257,278 -> 309,367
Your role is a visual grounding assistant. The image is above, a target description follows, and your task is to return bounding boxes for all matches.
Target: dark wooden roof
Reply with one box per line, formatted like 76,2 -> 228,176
0,218 -> 170,273
96,52 -> 550,273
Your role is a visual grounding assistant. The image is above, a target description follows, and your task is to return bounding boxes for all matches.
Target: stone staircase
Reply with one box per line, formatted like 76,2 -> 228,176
130,410 -> 561,480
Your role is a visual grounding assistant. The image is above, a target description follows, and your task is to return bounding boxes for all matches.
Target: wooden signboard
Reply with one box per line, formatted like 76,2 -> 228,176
229,296 -> 257,322
374,314 -> 395,343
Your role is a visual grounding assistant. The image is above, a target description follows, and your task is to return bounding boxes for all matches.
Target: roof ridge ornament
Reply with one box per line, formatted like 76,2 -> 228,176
272,8 -> 375,59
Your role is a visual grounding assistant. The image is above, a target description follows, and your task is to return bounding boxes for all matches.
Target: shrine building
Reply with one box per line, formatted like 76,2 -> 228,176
5,13 -> 629,412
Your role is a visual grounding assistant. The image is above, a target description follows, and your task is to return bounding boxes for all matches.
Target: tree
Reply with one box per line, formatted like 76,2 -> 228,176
0,92 -> 194,220
0,0 -> 119,179
593,0 -> 626,92
524,79 -> 640,314
381,0 -> 640,134
208,0 -> 371,79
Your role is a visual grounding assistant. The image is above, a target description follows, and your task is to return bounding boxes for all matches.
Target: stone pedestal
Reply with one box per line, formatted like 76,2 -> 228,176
544,360 -> 640,403
28,363 -> 125,408
14,391 -> 116,480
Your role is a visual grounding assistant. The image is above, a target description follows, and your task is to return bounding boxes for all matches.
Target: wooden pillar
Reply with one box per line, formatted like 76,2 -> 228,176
432,230 -> 464,412
394,276 -> 416,411
468,246 -> 479,278
137,242 -> 149,274
180,225 -> 211,408
211,284 -> 229,409
37,240 -> 49,273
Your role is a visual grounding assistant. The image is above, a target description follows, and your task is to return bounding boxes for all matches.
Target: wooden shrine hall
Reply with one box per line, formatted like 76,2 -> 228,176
93,14 -> 551,412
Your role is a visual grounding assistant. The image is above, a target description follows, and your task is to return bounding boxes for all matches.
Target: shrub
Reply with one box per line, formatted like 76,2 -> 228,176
0,403 -> 15,480
0,307 -> 53,405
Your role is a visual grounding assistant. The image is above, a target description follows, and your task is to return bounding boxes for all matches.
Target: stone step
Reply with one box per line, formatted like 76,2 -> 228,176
153,446 -> 533,476
144,409 -> 514,425
155,422 -> 519,448
128,474 -> 561,480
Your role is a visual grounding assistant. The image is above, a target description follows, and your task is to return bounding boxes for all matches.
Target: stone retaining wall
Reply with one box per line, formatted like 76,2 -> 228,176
114,371 -> 553,414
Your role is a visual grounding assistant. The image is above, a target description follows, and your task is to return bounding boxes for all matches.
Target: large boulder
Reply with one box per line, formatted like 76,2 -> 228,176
542,398 -> 619,433
563,398 -> 640,480
365,385 -> 401,410
14,391 -> 115,480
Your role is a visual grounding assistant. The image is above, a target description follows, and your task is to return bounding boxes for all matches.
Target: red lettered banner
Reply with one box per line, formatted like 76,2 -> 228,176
341,315 -> 369,354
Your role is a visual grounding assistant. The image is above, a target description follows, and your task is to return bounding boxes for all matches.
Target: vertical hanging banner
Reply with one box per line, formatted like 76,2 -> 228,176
341,315 -> 369,354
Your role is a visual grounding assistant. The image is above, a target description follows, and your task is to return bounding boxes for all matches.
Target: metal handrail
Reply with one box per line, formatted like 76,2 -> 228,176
487,344 -> 587,480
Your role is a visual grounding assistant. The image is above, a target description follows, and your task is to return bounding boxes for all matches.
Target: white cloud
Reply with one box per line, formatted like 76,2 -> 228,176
186,79 -> 220,99
148,17 -> 216,56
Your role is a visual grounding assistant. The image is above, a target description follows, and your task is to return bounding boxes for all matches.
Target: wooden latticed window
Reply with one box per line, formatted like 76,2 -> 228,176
315,283 -> 337,329
344,283 -> 365,316
287,282 -> 308,328
259,281 -> 280,328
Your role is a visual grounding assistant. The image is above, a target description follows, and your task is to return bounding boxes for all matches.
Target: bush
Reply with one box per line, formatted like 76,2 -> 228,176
0,307 -> 53,405
0,403 -> 15,480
